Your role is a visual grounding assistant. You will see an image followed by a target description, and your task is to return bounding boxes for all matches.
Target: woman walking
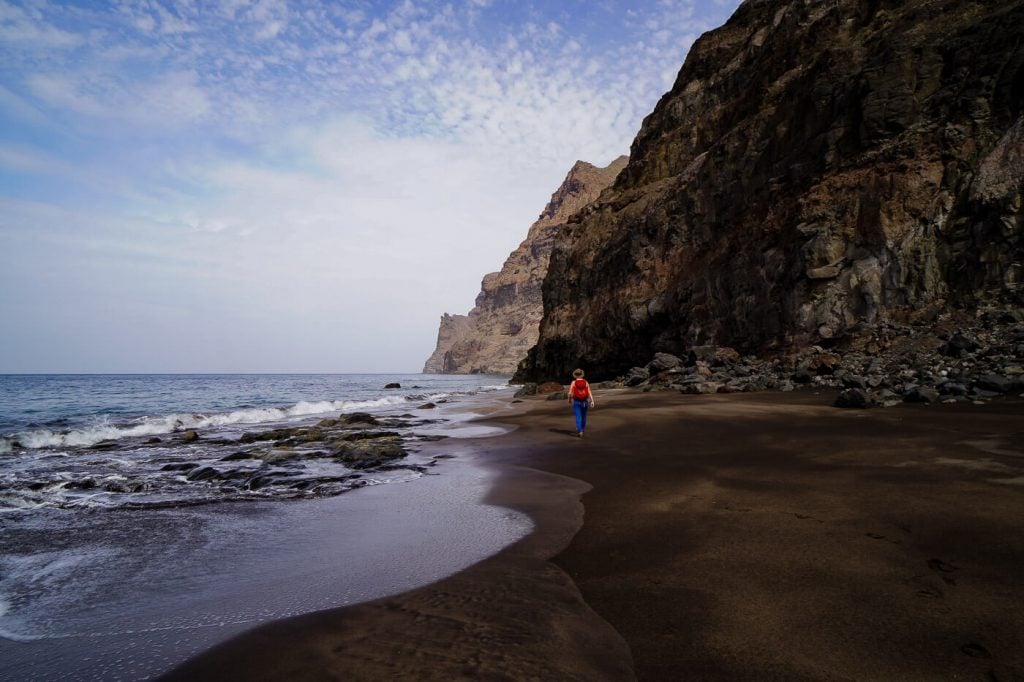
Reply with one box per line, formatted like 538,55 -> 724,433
568,368 -> 595,437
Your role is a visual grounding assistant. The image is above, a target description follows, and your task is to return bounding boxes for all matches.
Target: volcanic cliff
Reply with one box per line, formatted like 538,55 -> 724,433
423,157 -> 628,375
516,0 -> 1024,382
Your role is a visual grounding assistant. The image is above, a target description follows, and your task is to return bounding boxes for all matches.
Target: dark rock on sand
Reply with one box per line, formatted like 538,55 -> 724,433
904,387 -> 940,404
513,383 -> 538,398
835,388 -> 871,409
536,382 -> 564,395
625,367 -> 649,387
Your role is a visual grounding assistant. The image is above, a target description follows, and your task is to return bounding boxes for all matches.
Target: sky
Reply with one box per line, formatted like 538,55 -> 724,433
0,0 -> 740,373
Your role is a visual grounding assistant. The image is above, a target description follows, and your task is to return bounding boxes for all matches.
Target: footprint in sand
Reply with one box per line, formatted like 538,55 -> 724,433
928,558 -> 958,573
916,585 -> 944,599
960,641 -> 992,659
927,558 -> 959,585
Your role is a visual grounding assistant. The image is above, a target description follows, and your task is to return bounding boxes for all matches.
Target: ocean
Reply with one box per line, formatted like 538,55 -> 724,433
0,374 -> 531,680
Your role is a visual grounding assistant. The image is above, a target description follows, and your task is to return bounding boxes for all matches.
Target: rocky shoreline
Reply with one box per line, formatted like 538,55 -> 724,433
151,411 -> 453,502
517,308 -> 1024,409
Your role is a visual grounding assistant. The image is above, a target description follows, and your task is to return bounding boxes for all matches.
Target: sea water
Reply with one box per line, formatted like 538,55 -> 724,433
0,374 -> 531,680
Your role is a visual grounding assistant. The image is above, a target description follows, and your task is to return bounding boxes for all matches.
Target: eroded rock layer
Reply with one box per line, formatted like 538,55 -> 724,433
424,157 -> 628,374
516,0 -> 1024,382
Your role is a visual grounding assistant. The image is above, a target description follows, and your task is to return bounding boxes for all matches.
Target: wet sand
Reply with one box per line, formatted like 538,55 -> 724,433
164,389 -> 1024,680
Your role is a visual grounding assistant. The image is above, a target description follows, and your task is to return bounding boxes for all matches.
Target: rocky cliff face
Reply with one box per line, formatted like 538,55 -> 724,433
516,0 -> 1024,382
424,157 -> 628,374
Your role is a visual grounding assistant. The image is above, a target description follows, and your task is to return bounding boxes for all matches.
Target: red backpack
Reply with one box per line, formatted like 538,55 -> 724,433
571,378 -> 589,400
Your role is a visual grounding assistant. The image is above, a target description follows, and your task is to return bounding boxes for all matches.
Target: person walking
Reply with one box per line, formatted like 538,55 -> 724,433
568,368 -> 595,437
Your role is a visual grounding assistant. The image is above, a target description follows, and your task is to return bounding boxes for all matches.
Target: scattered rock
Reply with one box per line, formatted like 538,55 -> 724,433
625,367 -> 650,387
185,466 -> 218,481
904,387 -> 940,403
339,413 -> 380,426
835,388 -> 871,408
647,352 -> 682,373
536,381 -> 565,395
145,437 -> 162,444
180,430 -> 200,443
513,383 -> 538,397
161,462 -> 199,472
384,383 -> 401,389
418,402 -> 437,409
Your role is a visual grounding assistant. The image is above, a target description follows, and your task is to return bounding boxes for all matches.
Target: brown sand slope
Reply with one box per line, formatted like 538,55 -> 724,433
164,390 -> 1024,681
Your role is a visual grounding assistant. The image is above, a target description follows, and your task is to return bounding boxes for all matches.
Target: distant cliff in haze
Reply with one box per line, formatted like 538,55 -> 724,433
423,156 -> 628,374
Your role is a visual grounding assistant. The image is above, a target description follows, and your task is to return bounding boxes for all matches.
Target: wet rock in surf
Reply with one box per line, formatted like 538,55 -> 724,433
339,412 -> 380,426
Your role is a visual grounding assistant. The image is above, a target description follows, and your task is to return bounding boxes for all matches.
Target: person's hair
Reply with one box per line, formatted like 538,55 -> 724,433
572,368 -> 584,378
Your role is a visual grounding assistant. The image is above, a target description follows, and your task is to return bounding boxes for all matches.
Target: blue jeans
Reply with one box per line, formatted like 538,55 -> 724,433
573,399 -> 589,433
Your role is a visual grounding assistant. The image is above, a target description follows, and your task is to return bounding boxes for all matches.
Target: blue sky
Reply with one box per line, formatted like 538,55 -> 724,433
0,0 -> 740,373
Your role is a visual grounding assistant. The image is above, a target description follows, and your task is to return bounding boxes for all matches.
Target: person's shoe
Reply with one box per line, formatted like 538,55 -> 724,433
577,431 -> 582,437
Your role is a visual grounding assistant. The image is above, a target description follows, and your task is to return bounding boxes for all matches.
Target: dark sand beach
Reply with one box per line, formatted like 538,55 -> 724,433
165,389 -> 1024,681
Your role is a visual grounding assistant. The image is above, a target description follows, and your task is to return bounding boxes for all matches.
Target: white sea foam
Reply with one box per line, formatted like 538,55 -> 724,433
4,395 -> 413,451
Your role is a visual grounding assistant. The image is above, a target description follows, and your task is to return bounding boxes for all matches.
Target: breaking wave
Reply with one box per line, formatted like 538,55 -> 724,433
0,396 -> 420,452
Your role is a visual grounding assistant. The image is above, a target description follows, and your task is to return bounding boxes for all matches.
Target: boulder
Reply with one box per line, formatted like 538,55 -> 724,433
339,413 -> 380,426
942,332 -> 981,357
185,466 -> 219,481
180,430 -> 200,443
384,382 -> 401,389
536,381 -> 565,395
646,352 -> 683,373
834,388 -> 871,409
513,383 -> 538,398
624,367 -> 650,387
712,347 -> 741,366
904,387 -> 940,403
975,374 -> 1010,393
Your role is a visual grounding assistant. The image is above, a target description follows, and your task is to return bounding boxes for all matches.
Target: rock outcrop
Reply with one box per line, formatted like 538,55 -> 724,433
424,156 -> 628,374
515,0 -> 1024,383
